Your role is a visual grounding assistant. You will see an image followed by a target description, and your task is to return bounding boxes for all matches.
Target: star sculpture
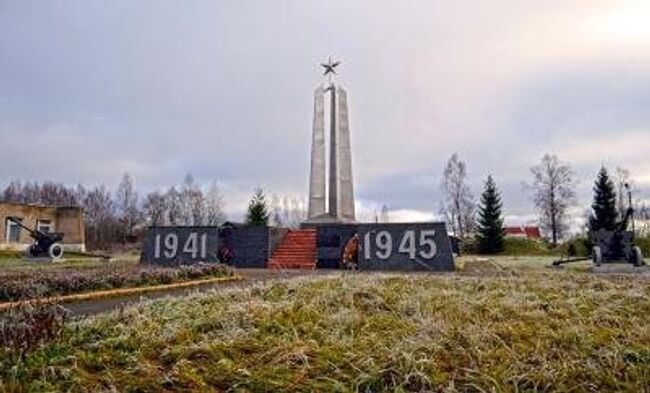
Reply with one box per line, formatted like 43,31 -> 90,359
321,57 -> 341,76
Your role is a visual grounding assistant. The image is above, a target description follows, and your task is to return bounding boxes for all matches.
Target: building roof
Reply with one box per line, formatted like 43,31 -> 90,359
0,201 -> 82,210
504,226 -> 542,239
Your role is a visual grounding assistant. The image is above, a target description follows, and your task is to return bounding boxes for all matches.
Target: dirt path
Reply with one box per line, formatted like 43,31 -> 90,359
63,268 -> 328,318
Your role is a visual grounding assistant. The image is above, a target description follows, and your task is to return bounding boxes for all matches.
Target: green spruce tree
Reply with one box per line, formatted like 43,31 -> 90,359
476,175 -> 505,254
589,167 -> 618,232
246,188 -> 270,226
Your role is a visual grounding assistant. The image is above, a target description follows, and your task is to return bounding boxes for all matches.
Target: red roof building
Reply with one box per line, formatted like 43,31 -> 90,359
504,226 -> 542,239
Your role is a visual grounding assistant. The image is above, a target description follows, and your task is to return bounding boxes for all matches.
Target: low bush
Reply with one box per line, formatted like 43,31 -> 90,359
0,263 -> 232,303
559,236 -> 591,257
464,236 -> 557,256
0,302 -> 68,361
500,237 -> 556,255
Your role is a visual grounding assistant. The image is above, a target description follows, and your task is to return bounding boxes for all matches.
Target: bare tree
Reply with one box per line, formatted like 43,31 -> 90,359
638,203 -> 650,237
82,185 -> 117,249
179,174 -> 205,225
40,181 -> 78,206
614,166 -> 633,218
115,172 -> 141,243
2,180 -> 23,202
270,194 -> 284,227
528,154 -> 576,246
204,181 -> 226,225
287,196 -> 307,228
2,180 -> 78,206
267,194 -> 306,228
440,153 -> 475,240
166,187 -> 182,225
143,190 -> 167,226
380,204 -> 390,223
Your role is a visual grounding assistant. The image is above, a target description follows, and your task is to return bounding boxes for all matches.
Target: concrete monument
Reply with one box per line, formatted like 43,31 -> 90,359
307,57 -> 355,223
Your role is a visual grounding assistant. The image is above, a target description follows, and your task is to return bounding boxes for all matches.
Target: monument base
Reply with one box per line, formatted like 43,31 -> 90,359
301,214 -> 356,228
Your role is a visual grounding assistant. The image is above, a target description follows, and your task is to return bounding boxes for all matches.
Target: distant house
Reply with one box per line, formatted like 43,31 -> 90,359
504,225 -> 542,240
0,202 -> 85,252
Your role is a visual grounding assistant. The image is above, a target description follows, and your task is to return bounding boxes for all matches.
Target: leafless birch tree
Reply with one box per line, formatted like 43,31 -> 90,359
528,154 -> 576,246
440,153 -> 475,240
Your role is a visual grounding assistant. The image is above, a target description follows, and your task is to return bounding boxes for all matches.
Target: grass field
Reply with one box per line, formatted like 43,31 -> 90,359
2,257 -> 650,392
0,250 -> 136,272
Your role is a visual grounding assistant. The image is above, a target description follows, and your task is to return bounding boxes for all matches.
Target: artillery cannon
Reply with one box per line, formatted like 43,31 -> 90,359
7,216 -> 65,260
553,183 -> 644,267
590,185 -> 643,266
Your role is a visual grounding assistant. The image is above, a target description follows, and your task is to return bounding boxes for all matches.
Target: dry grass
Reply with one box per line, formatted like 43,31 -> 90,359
2,266 -> 650,392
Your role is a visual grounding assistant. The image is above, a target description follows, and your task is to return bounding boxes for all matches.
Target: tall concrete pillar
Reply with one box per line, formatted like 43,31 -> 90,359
306,81 -> 356,224
337,86 -> 355,221
307,86 -> 326,219
328,85 -> 339,218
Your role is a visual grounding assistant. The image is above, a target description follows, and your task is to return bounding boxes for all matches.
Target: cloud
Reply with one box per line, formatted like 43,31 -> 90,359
1,0 -> 649,224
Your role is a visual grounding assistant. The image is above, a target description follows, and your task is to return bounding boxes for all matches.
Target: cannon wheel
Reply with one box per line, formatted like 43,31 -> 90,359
48,243 -> 64,260
631,246 -> 644,267
592,246 -> 602,266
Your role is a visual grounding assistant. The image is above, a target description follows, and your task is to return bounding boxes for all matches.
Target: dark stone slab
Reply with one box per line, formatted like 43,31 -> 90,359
218,226 -> 270,268
357,222 -> 454,271
141,226 -> 220,266
142,225 -> 273,268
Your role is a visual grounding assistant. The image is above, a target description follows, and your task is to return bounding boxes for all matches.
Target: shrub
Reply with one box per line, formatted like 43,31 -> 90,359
0,263 -> 233,303
0,302 -> 68,360
501,237 -> 554,256
560,236 -> 590,257
462,237 -> 555,256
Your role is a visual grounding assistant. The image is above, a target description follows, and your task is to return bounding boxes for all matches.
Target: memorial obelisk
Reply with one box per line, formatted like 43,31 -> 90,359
306,57 -> 355,223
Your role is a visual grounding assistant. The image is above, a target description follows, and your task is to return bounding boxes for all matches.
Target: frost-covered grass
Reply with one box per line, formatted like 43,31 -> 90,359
0,260 -> 233,302
2,269 -> 650,392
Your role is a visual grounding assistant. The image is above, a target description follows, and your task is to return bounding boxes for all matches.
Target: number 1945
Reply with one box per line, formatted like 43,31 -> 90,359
362,230 -> 437,260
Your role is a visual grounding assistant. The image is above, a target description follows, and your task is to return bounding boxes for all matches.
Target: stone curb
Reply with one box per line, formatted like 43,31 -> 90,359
0,275 -> 243,311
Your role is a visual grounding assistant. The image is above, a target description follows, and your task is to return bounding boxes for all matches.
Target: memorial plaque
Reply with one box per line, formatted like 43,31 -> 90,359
356,222 -> 454,271
142,226 -> 220,265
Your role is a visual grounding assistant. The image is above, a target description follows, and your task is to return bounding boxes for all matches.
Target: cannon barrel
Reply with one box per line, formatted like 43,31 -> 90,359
7,216 -> 48,240
7,216 -> 64,243
7,216 -> 37,235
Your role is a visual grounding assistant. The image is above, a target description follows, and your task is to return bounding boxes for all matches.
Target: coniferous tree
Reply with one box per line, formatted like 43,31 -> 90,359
476,175 -> 505,254
589,167 -> 618,232
246,188 -> 270,226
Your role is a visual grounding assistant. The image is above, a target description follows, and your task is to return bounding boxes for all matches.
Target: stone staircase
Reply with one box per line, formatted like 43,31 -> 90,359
267,229 -> 317,269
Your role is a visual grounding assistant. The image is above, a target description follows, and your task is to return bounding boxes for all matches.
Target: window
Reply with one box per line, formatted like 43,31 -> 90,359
37,220 -> 52,234
6,217 -> 22,243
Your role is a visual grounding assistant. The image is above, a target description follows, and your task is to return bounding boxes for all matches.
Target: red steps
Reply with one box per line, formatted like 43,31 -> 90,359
267,229 -> 317,269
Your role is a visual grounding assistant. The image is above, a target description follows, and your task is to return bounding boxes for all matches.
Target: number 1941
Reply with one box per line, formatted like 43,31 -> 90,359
362,230 -> 437,260
154,232 -> 208,259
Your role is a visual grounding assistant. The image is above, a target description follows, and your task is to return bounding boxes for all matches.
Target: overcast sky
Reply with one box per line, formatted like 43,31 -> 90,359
1,1 -> 649,224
